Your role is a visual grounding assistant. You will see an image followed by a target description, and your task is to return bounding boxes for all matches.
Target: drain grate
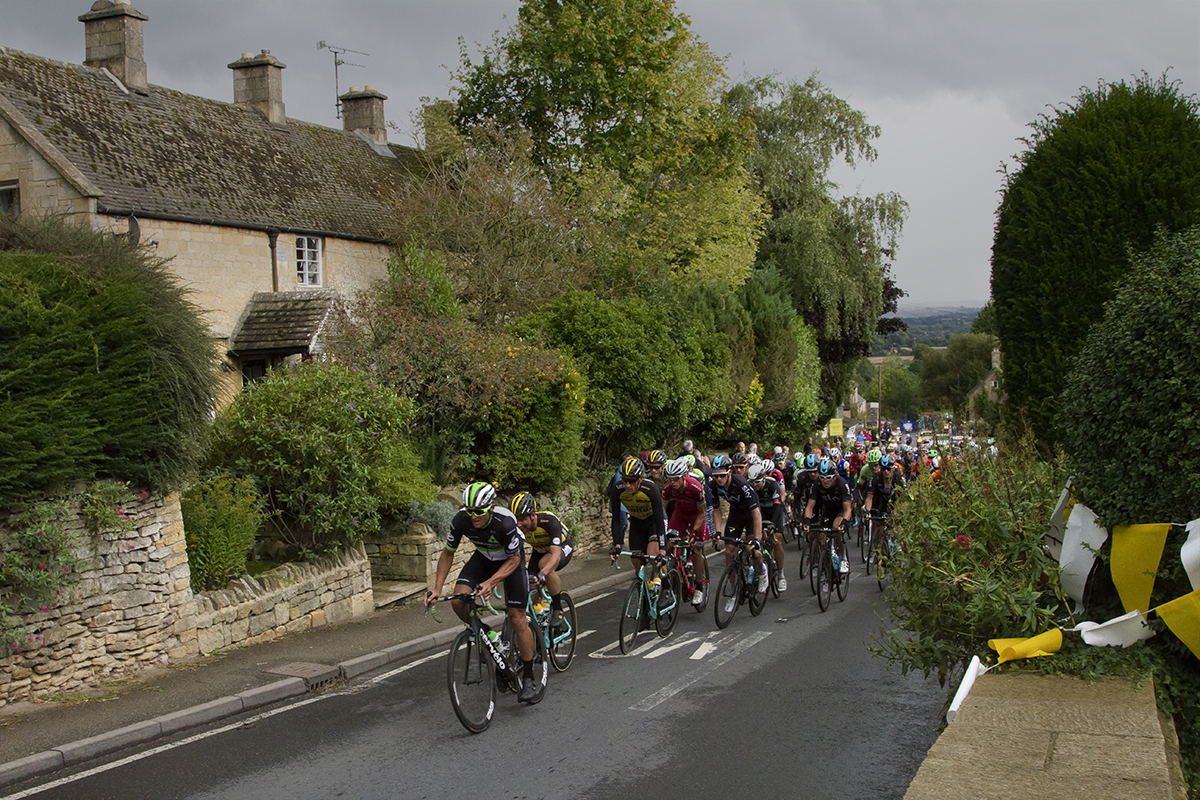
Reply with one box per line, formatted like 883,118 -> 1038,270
263,661 -> 341,690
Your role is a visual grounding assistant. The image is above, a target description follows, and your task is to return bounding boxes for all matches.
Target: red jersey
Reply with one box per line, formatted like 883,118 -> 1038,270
662,474 -> 710,540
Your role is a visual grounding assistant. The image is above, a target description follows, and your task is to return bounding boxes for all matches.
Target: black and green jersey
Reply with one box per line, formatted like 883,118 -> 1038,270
445,507 -> 525,561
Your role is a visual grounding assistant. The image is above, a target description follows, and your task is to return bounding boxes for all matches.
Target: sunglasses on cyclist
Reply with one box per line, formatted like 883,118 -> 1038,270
622,477 -> 642,486
465,507 -> 491,517
818,474 -> 836,482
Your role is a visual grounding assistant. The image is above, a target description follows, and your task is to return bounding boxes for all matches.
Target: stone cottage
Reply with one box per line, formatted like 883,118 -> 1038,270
0,0 -> 423,403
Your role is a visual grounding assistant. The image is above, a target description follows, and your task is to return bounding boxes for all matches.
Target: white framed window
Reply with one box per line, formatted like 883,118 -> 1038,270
296,236 -> 322,286
0,183 -> 19,218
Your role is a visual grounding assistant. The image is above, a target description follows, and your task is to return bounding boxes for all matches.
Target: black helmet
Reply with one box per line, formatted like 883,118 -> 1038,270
818,458 -> 836,477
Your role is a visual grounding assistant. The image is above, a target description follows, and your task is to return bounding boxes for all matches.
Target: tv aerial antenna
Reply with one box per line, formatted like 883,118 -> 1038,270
317,41 -> 369,119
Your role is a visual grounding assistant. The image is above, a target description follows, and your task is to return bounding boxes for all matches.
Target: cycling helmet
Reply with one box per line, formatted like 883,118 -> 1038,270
462,481 -> 496,511
866,449 -> 883,465
818,458 -> 836,477
645,449 -> 668,467
880,454 -> 896,470
619,456 -> 645,479
730,452 -> 749,466
803,452 -> 820,472
664,457 -> 689,478
747,453 -> 762,467
829,447 -> 841,461
509,491 -> 536,518
711,454 -> 732,473
772,452 -> 786,465
747,463 -> 769,483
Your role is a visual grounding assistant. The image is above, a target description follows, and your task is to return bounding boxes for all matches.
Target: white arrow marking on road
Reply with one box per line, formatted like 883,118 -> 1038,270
642,631 -> 699,658
629,630 -> 772,711
689,630 -> 734,660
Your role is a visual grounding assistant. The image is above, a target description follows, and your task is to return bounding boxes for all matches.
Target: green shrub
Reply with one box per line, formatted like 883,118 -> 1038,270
873,436 -> 1069,684
0,216 -> 215,504
181,472 -> 265,591
0,497 -> 84,654
207,362 -> 434,557
397,500 -> 460,533
1059,225 -> 1200,527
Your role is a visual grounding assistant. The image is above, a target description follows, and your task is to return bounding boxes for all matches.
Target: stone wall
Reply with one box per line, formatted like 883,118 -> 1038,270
0,117 -> 92,218
0,490 -> 374,708
193,544 -> 372,654
0,491 -> 196,708
363,476 -> 615,584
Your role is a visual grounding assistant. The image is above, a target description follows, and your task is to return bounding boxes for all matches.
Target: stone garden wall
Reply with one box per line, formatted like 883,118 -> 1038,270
0,491 -> 372,708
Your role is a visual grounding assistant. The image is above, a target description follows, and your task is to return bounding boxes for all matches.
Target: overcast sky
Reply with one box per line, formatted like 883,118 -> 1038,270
4,1 -> 1198,309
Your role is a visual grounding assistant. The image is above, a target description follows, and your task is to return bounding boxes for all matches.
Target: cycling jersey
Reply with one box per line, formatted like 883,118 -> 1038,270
709,472 -> 760,513
868,468 -> 905,515
609,477 -> 667,550
662,474 -> 710,540
445,507 -> 525,561
808,476 -> 852,524
525,511 -> 573,554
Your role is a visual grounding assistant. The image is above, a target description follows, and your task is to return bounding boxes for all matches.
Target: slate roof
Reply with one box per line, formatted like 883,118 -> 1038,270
0,46 -> 424,241
230,290 -> 339,356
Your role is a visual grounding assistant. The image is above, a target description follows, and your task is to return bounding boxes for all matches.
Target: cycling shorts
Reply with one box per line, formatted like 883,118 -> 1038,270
455,551 -> 529,609
725,507 -> 760,540
628,515 -> 665,553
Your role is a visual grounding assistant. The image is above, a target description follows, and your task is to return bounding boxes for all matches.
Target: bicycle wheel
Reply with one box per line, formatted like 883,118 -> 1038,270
836,543 -> 850,602
618,578 -> 644,654
656,568 -> 682,636
446,629 -> 496,734
865,520 -> 877,576
522,615 -> 549,704
817,550 -> 833,612
550,592 -> 577,672
859,516 -> 869,563
877,535 -> 889,592
713,562 -> 741,629
748,558 -> 768,616
797,535 -> 810,582
808,537 -> 821,595
767,550 -> 781,599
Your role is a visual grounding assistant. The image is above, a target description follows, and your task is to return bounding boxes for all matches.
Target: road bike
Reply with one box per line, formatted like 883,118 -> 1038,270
809,524 -> 851,612
612,549 -> 681,653
514,579 -> 577,672
713,535 -> 769,629
760,520 -> 784,598
866,512 -> 896,592
665,531 -> 709,613
427,588 -> 548,734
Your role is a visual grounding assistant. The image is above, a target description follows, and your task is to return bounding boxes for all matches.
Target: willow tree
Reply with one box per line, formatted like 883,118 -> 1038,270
725,74 -> 908,415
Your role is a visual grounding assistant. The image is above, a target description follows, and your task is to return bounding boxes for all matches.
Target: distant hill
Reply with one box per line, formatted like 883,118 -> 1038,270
873,306 -> 983,354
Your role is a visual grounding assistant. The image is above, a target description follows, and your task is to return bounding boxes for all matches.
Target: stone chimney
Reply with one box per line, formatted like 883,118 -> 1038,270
228,50 -> 287,124
79,0 -> 149,90
340,86 -> 388,145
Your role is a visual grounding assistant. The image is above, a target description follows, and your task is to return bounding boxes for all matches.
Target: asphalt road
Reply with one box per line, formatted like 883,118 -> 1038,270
3,562 -> 946,800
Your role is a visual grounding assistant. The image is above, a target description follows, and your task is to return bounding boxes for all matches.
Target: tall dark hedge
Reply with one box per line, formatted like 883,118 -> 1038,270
1059,225 -> 1200,527
0,216 -> 214,503
992,74 -> 1200,447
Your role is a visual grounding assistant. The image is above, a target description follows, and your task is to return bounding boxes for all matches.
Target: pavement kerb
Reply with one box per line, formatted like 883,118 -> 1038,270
0,569 -> 633,789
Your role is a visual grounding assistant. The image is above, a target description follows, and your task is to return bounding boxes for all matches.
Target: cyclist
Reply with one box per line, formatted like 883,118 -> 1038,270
644,449 -> 668,485
709,455 -> 767,602
608,456 -> 668,584
865,453 -> 905,520
747,462 -> 786,591
803,458 -> 853,577
425,482 -> 538,704
662,457 -> 710,605
510,492 -> 573,630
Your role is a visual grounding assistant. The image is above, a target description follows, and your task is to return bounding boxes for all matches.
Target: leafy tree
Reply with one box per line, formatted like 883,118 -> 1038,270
1059,225 -> 1200,527
737,267 -> 799,415
0,215 -> 214,504
992,73 -> 1200,447
970,301 -> 997,337
918,333 -> 997,412
453,0 -> 765,287
862,358 -> 921,421
725,75 -> 907,415
393,119 -> 600,330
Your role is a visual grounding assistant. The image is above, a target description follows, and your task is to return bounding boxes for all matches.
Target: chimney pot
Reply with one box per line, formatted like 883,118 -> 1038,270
228,50 -> 288,124
340,85 -> 389,146
80,0 -> 149,89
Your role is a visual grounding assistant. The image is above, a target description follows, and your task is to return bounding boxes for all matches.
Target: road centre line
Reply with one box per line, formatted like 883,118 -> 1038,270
629,630 -> 772,712
574,591 -> 614,608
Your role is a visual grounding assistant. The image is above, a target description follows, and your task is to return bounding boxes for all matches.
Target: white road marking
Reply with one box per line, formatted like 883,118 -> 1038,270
629,630 -> 772,711
643,632 -> 699,659
574,591 -> 614,608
